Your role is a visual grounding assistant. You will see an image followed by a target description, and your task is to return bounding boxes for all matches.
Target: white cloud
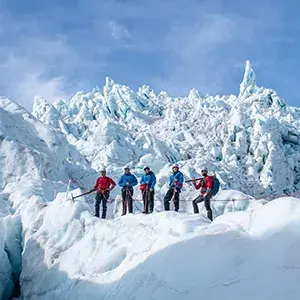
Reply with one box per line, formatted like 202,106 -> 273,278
19,72 -> 69,105
0,54 -> 70,109
0,37 -> 76,110
108,20 -> 131,41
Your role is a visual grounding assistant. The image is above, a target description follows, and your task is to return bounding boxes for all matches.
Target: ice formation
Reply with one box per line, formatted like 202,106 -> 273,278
1,61 -> 300,299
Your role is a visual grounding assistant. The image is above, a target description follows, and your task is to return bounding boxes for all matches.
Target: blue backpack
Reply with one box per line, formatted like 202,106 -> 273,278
211,176 -> 220,196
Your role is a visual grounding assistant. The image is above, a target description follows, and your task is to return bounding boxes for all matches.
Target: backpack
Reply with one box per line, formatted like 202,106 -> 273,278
210,176 -> 220,196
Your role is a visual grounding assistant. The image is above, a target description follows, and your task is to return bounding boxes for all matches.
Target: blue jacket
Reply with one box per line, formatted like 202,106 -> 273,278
169,171 -> 184,190
118,173 -> 138,190
140,171 -> 156,189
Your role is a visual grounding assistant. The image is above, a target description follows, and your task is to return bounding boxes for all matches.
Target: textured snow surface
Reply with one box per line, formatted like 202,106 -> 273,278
9,187 -> 300,300
0,98 -> 97,190
0,98 -> 98,299
1,60 -> 300,299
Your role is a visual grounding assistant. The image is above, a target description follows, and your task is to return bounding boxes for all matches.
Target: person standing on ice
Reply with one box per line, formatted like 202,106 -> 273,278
164,164 -> 184,212
140,166 -> 156,214
192,168 -> 213,221
118,166 -> 138,215
90,169 -> 116,219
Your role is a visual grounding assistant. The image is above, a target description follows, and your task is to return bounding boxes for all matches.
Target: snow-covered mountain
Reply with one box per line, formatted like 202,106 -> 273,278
32,61 -> 300,199
1,60 -> 300,300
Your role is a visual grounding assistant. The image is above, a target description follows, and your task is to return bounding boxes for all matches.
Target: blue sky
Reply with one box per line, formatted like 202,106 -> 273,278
0,0 -> 299,109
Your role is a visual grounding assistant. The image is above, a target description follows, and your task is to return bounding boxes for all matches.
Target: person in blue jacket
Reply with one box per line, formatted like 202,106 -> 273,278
164,164 -> 184,212
118,166 -> 138,215
139,166 -> 156,214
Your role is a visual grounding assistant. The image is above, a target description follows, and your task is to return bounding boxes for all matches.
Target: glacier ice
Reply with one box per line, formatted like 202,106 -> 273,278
11,189 -> 300,300
1,60 -> 300,299
31,60 -> 300,198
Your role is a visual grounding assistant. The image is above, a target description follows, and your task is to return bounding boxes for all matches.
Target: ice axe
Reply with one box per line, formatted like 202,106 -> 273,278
71,190 -> 94,201
185,177 -> 202,183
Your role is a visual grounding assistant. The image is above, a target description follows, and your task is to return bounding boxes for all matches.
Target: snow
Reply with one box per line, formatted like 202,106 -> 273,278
29,61 -> 300,199
9,188 -> 300,300
0,98 -> 98,299
1,60 -> 300,299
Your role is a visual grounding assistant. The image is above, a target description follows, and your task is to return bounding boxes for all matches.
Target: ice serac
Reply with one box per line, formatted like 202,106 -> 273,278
25,60 -> 300,199
188,88 -> 204,101
32,96 -> 69,133
239,60 -> 258,98
0,98 -> 96,190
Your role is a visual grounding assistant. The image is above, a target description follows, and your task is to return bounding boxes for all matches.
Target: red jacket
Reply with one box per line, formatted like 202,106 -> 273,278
93,176 -> 116,192
194,176 -> 213,194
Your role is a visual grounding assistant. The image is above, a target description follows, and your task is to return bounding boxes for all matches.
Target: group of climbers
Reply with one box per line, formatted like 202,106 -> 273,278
89,164 -> 217,221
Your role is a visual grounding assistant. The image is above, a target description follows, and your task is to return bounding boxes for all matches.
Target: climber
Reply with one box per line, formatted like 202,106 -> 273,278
89,169 -> 116,219
192,168 -> 213,221
140,166 -> 156,214
118,166 -> 138,215
164,164 -> 184,212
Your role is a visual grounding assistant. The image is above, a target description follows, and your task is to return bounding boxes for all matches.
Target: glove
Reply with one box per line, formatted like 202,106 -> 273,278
126,182 -> 130,186
149,188 -> 154,192
174,178 -> 178,182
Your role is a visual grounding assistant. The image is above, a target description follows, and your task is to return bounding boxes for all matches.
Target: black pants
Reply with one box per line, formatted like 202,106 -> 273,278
121,190 -> 134,215
164,188 -> 180,212
193,194 -> 213,221
95,191 -> 109,218
142,189 -> 154,213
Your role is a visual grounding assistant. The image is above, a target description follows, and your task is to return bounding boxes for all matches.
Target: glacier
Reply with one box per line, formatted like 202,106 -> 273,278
32,60 -> 300,199
0,60 -> 300,299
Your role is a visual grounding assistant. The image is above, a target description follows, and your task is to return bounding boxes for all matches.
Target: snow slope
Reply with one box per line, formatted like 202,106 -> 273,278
7,187 -> 300,300
0,98 -> 98,190
32,61 -> 300,199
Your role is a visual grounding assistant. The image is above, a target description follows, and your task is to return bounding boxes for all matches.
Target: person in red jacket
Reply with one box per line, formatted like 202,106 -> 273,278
90,169 -> 116,219
192,168 -> 213,221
